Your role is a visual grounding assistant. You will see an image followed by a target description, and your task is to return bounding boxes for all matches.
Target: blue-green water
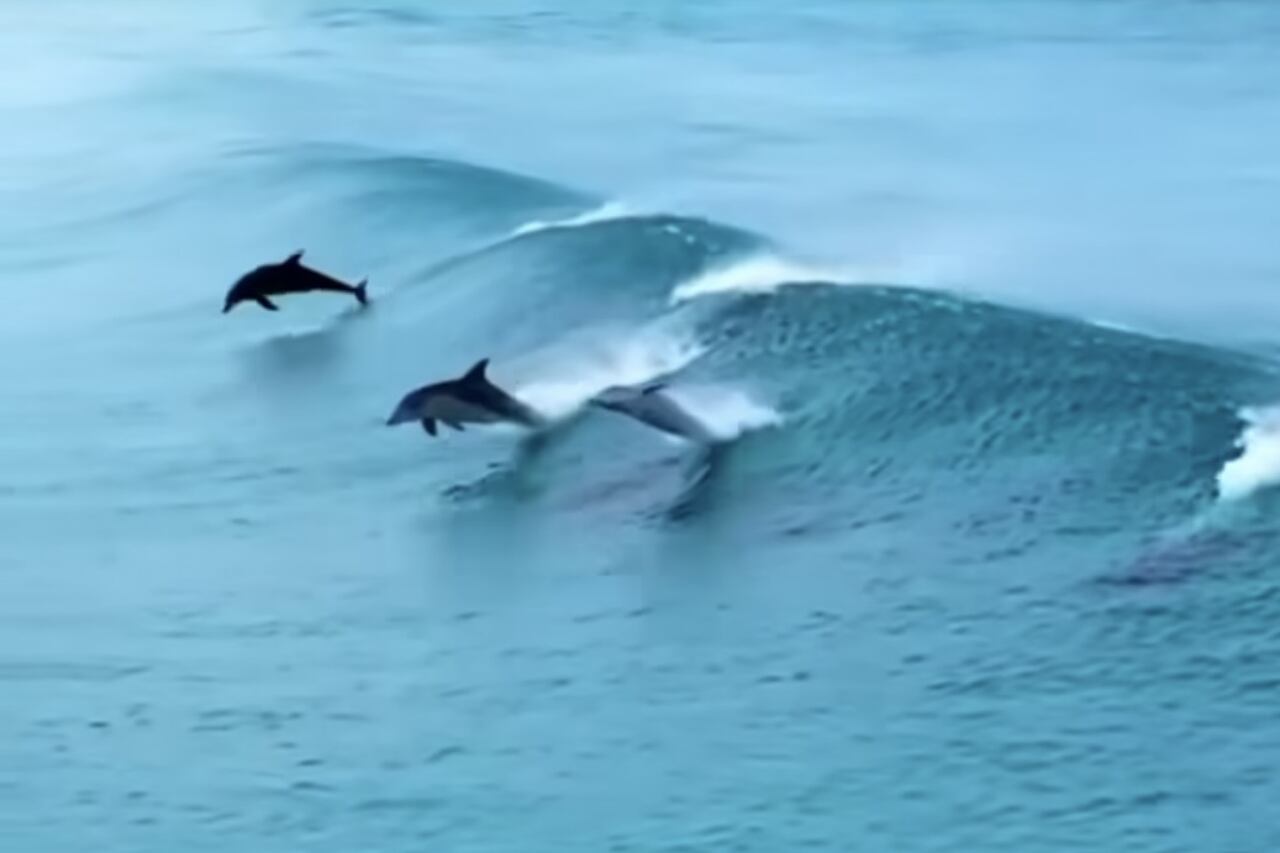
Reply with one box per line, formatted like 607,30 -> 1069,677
4,2 -> 1280,850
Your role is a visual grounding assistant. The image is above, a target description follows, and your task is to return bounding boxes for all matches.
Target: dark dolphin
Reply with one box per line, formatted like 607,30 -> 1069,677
386,358 -> 545,437
223,250 -> 369,313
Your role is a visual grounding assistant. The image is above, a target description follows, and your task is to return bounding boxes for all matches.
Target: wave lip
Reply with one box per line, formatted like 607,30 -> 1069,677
1217,406 -> 1280,502
509,200 -> 633,238
669,253 -> 850,304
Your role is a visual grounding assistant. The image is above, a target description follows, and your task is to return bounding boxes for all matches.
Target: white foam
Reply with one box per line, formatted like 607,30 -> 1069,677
1087,317 -> 1141,334
1217,406 -> 1280,502
661,384 -> 784,442
670,254 -> 844,303
513,327 -> 705,421
510,201 -> 632,238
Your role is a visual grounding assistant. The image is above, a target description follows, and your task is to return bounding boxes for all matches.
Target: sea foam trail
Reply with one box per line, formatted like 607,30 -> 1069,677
659,384 -> 783,442
1217,407 -> 1280,502
513,327 -> 705,421
509,200 -> 632,237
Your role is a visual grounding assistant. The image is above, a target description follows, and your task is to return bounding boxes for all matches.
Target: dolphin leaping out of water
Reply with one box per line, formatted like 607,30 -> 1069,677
223,250 -> 369,313
591,381 -> 718,444
386,358 -> 545,437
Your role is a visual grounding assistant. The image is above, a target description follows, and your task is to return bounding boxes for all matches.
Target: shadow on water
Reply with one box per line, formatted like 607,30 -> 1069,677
253,328 -> 345,373
241,301 -> 374,377
437,416 -> 754,533
616,444 -> 756,624
440,415 -> 588,504
512,414 -> 587,466
663,440 -> 737,523
1101,489 -> 1280,588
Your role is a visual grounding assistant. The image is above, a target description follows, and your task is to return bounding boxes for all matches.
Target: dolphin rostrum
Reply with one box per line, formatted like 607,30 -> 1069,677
591,381 -> 718,444
223,250 -> 369,313
386,358 -> 545,437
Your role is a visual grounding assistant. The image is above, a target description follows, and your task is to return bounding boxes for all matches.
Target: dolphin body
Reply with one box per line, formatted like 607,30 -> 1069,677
223,250 -> 368,313
386,359 -> 545,437
591,382 -> 718,444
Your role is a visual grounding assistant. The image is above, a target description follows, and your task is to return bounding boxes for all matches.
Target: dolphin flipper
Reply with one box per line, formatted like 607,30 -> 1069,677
421,418 -> 438,436
256,295 -> 280,311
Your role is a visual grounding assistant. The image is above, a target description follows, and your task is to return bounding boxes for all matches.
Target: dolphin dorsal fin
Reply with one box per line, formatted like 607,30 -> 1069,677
461,358 -> 490,385
285,250 -> 304,265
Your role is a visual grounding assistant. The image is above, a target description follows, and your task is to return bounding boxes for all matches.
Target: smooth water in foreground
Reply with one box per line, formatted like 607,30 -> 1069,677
4,2 -> 1280,850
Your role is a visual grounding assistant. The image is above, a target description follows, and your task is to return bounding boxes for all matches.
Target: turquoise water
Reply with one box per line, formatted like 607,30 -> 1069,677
4,2 -> 1280,850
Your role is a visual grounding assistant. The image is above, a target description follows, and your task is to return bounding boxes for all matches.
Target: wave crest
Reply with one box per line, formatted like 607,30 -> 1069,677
1217,407 -> 1280,502
669,253 -> 849,303
509,200 -> 634,238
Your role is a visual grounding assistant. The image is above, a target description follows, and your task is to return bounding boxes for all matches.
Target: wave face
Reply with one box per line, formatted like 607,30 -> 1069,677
6,3 -> 1280,852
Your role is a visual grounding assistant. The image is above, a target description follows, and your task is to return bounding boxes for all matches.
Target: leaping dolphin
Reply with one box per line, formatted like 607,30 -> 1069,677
223,250 -> 368,313
386,358 -> 545,437
591,382 -> 718,444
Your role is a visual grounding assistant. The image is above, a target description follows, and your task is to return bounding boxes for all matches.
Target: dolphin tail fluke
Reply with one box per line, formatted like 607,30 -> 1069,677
354,278 -> 369,306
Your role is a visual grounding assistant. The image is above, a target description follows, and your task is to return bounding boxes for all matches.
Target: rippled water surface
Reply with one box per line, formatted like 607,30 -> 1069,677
4,2 -> 1280,850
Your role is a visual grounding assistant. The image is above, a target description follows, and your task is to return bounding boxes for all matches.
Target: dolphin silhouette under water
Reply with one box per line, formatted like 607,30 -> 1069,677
223,250 -> 368,313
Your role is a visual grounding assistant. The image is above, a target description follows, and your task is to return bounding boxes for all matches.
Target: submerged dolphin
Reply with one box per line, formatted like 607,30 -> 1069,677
386,358 -> 545,437
591,382 -> 718,444
223,250 -> 368,313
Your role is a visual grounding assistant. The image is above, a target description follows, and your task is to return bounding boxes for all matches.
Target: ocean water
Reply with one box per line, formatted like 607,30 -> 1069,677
4,1 -> 1280,850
